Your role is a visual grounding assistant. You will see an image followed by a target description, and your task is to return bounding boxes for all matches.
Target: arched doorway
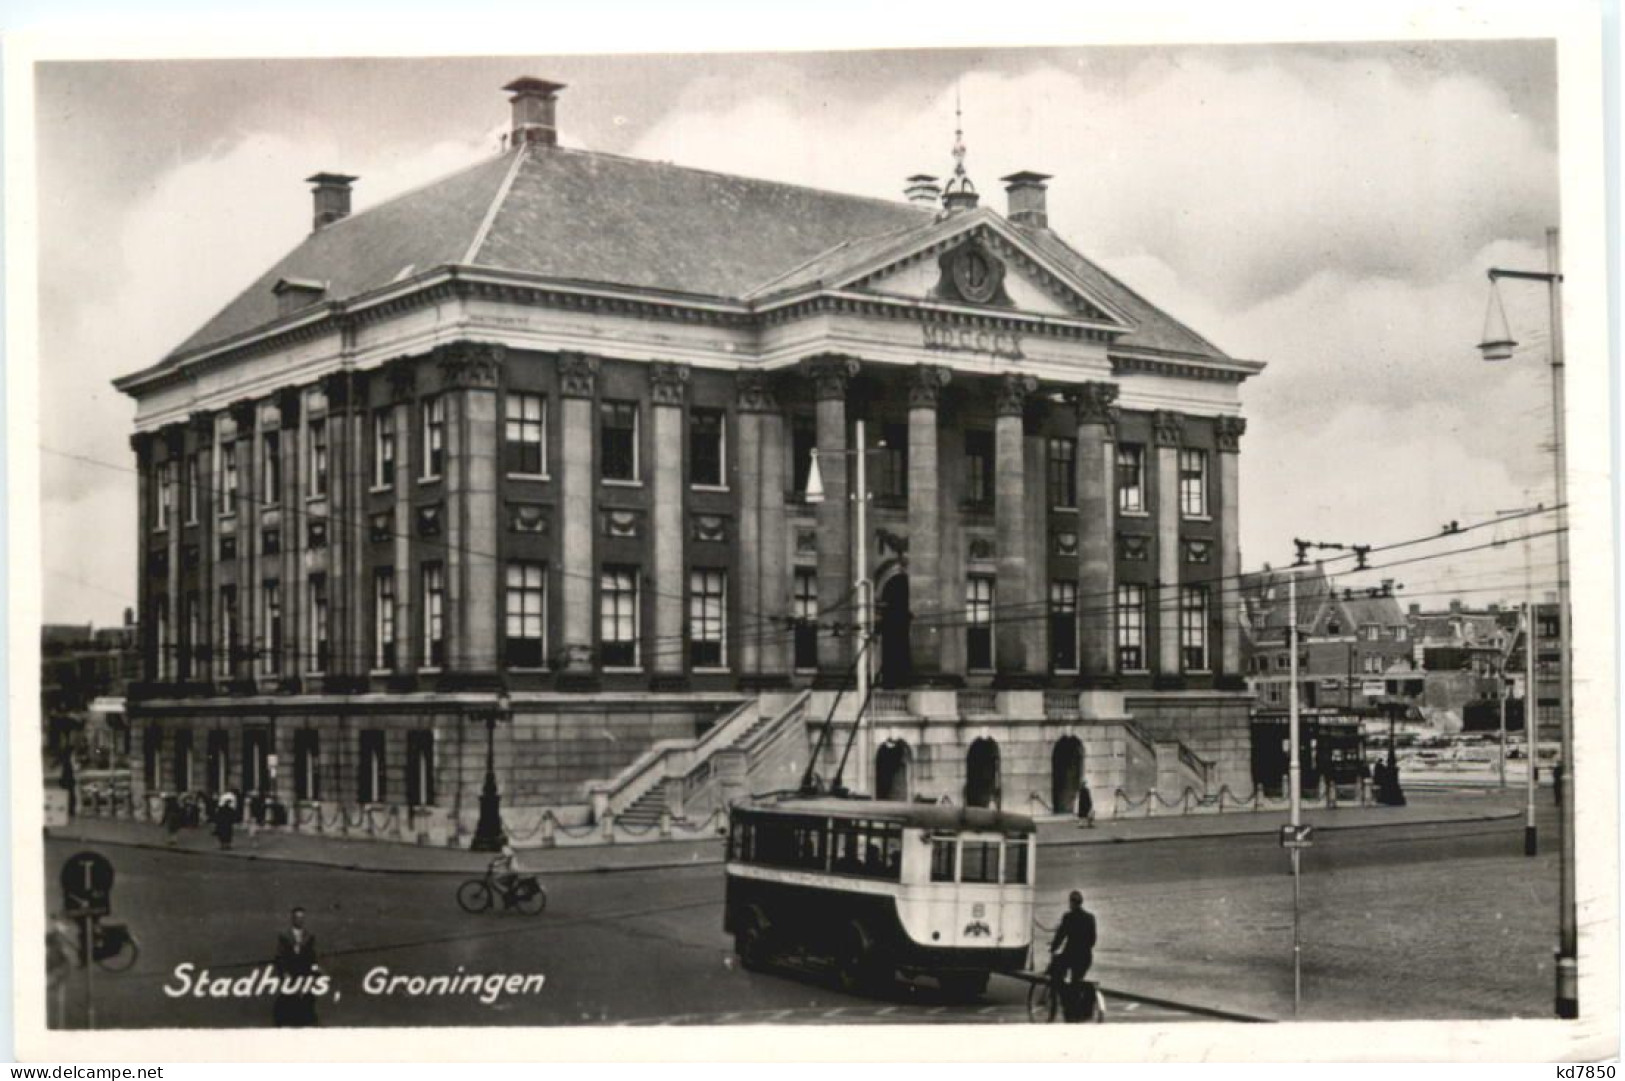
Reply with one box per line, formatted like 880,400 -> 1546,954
877,573 -> 912,689
965,737 -> 1001,808
1052,736 -> 1084,815
875,739 -> 912,802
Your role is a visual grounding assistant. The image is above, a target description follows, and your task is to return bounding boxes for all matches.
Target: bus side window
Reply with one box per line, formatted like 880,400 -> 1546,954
930,839 -> 956,883
1004,838 -> 1029,885
962,841 -> 999,884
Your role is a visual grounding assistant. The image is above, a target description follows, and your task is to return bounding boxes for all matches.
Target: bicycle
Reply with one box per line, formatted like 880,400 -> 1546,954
457,862 -> 548,915
1026,964 -> 1106,1023
53,917 -> 140,973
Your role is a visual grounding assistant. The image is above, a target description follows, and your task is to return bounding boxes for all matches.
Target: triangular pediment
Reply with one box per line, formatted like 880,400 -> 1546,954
830,214 -> 1132,328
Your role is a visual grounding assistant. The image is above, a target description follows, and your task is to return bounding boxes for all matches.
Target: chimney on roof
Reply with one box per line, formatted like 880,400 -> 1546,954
1409,603 -> 1421,615
904,174 -> 941,207
1001,171 -> 1052,228
505,77 -> 566,148
306,173 -> 357,232
1449,599 -> 1462,613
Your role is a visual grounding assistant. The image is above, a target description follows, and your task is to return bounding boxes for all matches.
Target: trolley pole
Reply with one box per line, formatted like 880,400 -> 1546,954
853,418 -> 872,798
1524,601 -> 1538,856
1287,570 -> 1303,1017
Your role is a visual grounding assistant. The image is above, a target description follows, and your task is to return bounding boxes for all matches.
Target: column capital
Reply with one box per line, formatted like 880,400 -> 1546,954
129,431 -> 153,458
802,354 -> 860,401
188,410 -> 215,437
1215,415 -> 1248,453
907,363 -> 953,409
1068,381 -> 1120,427
160,423 -> 188,453
276,386 -> 302,426
735,370 -> 780,414
1152,409 -> 1185,448
995,373 -> 1038,417
558,352 -> 600,398
434,341 -> 506,389
228,398 -> 258,431
385,358 -> 417,403
648,361 -> 691,407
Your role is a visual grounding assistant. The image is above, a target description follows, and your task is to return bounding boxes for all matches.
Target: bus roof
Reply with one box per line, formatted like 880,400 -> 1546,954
733,796 -> 1035,834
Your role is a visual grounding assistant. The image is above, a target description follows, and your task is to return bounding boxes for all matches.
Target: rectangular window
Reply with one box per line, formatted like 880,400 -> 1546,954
156,462 -> 173,531
1363,624 -> 1381,642
186,456 -> 201,524
1179,448 -> 1207,518
1048,437 -> 1077,508
504,392 -> 546,476
600,400 -> 639,482
1050,580 -> 1079,672
690,569 -> 727,669
421,396 -> 445,480
930,838 -> 957,883
966,575 -> 995,671
828,820 -> 902,881
690,408 -> 725,488
262,431 -> 282,504
262,581 -> 282,676
791,420 -> 816,498
358,729 -> 385,804
183,593 -> 199,679
422,562 -> 445,668
308,575 -> 330,673
220,442 -> 238,516
600,565 -> 640,668
308,417 -> 328,498
1117,583 -> 1147,671
961,841 -> 1000,884
873,423 -> 907,502
505,561 -> 546,668
1005,838 -> 1030,885
217,585 -> 239,673
154,595 -> 171,680
373,408 -> 396,489
1117,444 -> 1145,514
206,730 -> 228,794
406,730 -> 435,807
143,726 -> 161,790
293,729 -> 320,801
793,570 -> 819,670
262,528 -> 281,557
964,431 -> 994,507
1180,585 -> 1209,671
374,569 -> 396,670
172,730 -> 193,791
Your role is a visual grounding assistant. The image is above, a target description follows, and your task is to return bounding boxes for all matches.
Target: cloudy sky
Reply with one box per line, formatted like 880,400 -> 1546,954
34,41 -> 1564,626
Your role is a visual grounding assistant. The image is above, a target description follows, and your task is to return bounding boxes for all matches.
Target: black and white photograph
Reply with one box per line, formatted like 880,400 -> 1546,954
8,1 -> 1616,1061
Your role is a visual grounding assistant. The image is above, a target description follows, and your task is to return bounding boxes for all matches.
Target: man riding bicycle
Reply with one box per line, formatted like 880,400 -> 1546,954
491,840 -> 525,904
1049,890 -> 1098,1021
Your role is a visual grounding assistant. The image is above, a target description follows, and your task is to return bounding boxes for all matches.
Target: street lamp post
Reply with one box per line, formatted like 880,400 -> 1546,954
469,690 -> 513,852
1477,225 -> 1575,1019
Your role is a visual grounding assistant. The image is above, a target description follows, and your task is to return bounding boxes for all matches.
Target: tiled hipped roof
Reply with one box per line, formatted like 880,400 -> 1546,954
165,144 -> 1234,367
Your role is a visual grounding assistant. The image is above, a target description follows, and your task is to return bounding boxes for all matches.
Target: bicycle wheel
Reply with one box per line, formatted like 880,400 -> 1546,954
1027,979 -> 1059,1023
457,879 -> 493,914
513,882 -> 548,916
96,936 -> 139,973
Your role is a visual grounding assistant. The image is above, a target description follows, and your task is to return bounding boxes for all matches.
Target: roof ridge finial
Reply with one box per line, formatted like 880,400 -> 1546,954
952,84 -> 967,178
940,82 -> 979,215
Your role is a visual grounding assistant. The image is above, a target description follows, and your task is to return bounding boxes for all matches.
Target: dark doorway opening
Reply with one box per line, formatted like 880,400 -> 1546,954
877,574 -> 912,689
965,737 -> 1001,808
1052,735 -> 1084,814
875,739 -> 912,801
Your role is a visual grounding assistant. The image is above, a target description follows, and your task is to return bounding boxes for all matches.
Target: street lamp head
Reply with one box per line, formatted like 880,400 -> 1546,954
1477,337 -> 1518,363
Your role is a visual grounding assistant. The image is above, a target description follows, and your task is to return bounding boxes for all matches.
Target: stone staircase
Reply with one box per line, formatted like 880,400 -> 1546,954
617,779 -> 674,828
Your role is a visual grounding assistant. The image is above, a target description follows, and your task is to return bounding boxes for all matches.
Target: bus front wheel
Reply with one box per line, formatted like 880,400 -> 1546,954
835,921 -> 888,996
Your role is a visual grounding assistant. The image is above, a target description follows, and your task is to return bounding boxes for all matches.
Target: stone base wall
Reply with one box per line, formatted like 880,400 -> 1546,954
1124,692 -> 1255,793
128,695 -> 739,843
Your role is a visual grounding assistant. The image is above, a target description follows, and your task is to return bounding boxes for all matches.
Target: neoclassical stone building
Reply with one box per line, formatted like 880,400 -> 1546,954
115,78 -> 1264,839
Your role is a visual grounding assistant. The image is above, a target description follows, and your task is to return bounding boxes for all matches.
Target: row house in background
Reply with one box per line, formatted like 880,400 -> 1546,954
114,78 -> 1264,840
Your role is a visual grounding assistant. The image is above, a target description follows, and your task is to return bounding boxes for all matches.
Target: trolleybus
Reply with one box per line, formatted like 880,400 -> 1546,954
724,796 -> 1036,999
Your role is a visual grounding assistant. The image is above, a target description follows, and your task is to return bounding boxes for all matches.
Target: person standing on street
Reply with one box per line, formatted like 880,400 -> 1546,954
1049,890 -> 1098,1021
273,907 -> 320,1027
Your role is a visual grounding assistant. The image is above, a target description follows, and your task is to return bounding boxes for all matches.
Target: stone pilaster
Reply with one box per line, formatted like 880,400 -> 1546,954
388,363 -> 417,676
229,399 -> 256,683
649,361 -> 690,687
187,411 -> 214,683
1216,415 -> 1247,680
805,354 -> 860,683
131,432 -> 156,681
436,342 -> 504,678
1071,382 -> 1120,683
277,389 -> 301,682
1153,409 -> 1185,678
736,373 -> 789,686
161,424 -> 185,683
557,352 -> 600,686
907,364 -> 952,682
994,374 -> 1037,681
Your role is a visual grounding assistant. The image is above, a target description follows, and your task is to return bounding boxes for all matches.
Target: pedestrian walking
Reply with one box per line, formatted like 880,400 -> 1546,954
162,794 -> 182,846
272,906 -> 320,1027
215,790 -> 236,849
1077,781 -> 1095,828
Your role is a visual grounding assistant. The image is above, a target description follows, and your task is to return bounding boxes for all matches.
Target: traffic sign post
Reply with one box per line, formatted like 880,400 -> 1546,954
1279,824 -> 1315,849
60,852 -> 114,1030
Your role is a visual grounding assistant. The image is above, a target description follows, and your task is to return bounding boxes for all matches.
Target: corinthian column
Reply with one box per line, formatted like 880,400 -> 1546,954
907,364 -> 951,683
648,362 -> 689,688
557,353 -> 600,688
805,354 -> 859,685
436,342 -> 504,678
1216,415 -> 1247,680
1071,381 -> 1120,683
1153,409 -> 1185,678
995,373 -> 1037,681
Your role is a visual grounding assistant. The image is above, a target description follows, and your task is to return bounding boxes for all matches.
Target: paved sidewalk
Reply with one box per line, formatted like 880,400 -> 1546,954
48,787 -> 1521,876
